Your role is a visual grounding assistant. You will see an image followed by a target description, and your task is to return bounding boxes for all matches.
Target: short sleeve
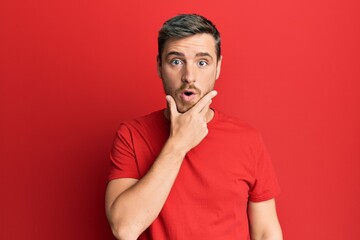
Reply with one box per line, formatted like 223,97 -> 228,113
108,123 -> 140,182
248,133 -> 280,202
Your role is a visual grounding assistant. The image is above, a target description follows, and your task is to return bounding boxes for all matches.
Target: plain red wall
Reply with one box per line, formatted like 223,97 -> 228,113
1,0 -> 359,239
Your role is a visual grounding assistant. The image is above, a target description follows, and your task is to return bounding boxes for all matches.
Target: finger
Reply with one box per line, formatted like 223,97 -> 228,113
191,90 -> 217,113
166,95 -> 179,118
199,99 -> 212,118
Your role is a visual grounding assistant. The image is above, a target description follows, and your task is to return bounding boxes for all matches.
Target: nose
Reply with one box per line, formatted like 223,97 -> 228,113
181,63 -> 196,84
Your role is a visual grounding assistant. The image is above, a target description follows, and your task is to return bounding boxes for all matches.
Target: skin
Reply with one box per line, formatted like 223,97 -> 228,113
158,33 -> 222,118
249,199 -> 283,240
105,33 -> 282,240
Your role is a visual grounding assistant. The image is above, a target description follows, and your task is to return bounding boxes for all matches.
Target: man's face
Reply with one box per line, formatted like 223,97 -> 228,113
158,33 -> 222,113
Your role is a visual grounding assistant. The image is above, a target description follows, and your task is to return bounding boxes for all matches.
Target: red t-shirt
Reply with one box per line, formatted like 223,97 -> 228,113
108,109 -> 280,239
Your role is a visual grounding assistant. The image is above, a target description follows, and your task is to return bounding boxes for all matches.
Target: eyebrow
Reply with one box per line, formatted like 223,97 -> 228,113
166,51 -> 213,60
195,52 -> 213,59
166,51 -> 184,58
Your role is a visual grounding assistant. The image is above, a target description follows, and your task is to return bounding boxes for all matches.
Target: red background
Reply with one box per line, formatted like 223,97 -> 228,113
1,0 -> 359,239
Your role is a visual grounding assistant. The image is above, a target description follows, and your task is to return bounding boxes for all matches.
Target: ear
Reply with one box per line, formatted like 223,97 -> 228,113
215,55 -> 222,80
157,55 -> 162,79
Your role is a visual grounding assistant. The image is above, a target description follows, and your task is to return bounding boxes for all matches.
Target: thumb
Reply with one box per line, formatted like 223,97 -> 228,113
166,95 -> 178,118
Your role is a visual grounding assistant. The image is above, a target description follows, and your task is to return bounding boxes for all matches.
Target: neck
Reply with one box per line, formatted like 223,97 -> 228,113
164,107 -> 214,123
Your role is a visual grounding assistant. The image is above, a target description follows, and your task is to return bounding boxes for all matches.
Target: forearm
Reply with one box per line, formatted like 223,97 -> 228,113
107,138 -> 186,240
107,92 -> 216,240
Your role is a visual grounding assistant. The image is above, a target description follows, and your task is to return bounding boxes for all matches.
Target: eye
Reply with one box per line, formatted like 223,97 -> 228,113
198,60 -> 208,67
170,59 -> 183,65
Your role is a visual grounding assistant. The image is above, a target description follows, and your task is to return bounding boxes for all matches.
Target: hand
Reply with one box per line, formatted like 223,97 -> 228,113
166,90 -> 217,153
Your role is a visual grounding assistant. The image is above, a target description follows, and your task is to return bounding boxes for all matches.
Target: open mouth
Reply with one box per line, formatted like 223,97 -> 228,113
180,90 -> 196,102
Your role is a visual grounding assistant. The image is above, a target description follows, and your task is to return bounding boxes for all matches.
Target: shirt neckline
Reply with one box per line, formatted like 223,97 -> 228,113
161,108 -> 219,128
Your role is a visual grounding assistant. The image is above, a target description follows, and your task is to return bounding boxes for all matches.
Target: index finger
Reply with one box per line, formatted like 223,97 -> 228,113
190,90 -> 218,113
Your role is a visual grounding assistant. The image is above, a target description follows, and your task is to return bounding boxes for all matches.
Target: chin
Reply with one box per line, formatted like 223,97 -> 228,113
176,104 -> 193,113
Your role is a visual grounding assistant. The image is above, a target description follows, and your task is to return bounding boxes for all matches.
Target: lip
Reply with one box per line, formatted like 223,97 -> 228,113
179,89 -> 197,102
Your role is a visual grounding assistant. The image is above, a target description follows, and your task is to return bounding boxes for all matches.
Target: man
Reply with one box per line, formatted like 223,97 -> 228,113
105,14 -> 282,240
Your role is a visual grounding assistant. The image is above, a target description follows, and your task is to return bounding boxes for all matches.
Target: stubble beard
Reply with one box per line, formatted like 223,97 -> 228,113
163,84 -> 215,114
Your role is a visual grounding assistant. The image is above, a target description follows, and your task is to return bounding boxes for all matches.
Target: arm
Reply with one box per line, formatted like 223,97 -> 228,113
105,141 -> 184,240
248,199 -> 283,240
105,91 -> 217,240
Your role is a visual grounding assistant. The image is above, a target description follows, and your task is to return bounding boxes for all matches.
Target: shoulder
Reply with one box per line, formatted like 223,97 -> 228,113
214,110 -> 259,135
211,109 -> 265,150
116,109 -> 168,137
119,109 -> 166,129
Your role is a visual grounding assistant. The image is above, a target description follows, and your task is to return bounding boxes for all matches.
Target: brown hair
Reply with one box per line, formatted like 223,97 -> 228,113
158,14 -> 221,63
